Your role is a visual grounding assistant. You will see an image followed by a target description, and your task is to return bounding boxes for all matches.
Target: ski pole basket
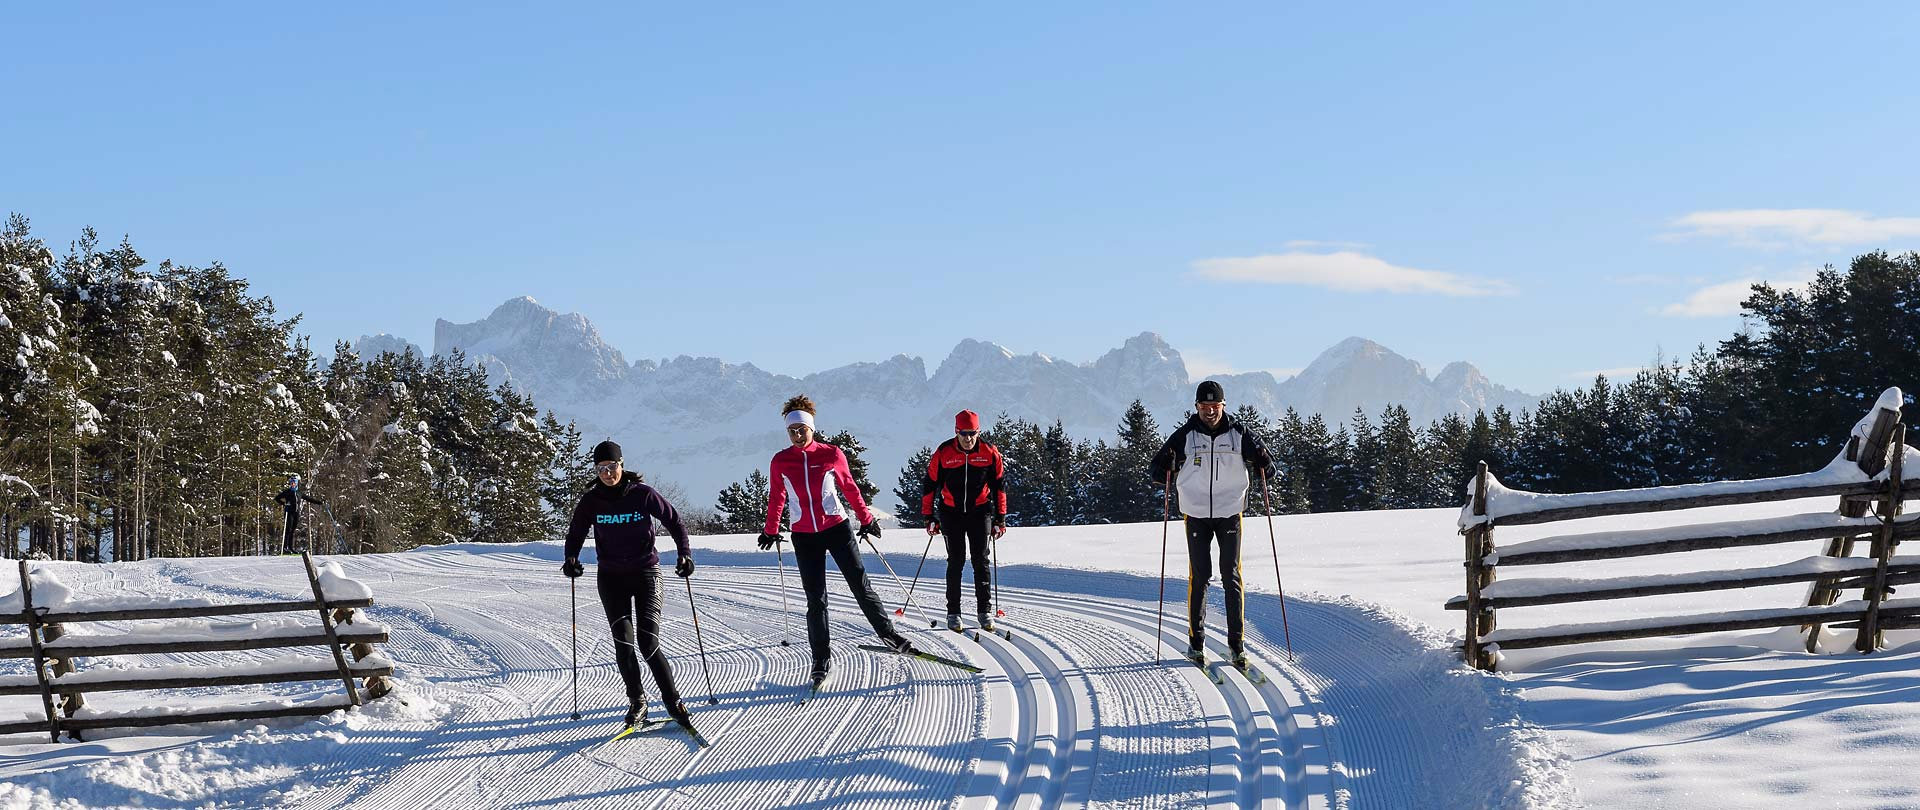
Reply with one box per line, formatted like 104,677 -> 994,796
0,552 -> 393,742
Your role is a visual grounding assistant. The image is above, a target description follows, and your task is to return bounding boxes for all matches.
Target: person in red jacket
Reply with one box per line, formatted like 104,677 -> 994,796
921,410 -> 1007,632
759,394 -> 915,688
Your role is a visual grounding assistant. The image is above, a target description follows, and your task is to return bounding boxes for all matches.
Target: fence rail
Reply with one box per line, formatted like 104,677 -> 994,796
1453,387 -> 1912,671
9,552 -> 392,742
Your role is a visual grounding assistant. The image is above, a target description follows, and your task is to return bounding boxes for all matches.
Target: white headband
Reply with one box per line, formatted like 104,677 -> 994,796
785,410 -> 815,429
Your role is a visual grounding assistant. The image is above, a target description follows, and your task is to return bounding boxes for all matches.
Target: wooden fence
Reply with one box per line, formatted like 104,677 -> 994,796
0,552 -> 392,742
1450,387 -> 1919,671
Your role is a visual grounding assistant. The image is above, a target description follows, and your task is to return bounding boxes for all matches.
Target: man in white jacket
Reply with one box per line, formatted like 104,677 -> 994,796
1148,380 -> 1276,669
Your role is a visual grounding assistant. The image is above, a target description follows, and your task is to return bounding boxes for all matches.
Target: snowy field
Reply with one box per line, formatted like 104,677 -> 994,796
3,500 -> 1917,809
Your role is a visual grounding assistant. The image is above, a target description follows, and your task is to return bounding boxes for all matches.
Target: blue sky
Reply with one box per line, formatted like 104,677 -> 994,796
6,3 -> 1918,394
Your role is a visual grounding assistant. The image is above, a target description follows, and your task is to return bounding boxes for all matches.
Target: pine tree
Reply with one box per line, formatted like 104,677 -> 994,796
821,429 -> 879,508
1094,400 -> 1163,522
892,446 -> 933,528
715,470 -> 776,533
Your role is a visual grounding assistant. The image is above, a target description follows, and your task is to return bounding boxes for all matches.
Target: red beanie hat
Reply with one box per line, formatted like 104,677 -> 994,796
955,410 -> 981,432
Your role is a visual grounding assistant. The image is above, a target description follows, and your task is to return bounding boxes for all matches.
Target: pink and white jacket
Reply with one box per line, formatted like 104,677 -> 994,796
764,440 -> 876,536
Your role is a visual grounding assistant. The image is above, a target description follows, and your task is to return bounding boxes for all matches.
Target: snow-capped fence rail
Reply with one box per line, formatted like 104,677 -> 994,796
0,553 -> 392,742
1451,387 -> 1919,671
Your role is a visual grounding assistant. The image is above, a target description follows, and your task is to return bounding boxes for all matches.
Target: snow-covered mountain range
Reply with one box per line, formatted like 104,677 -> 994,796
355,297 -> 1537,511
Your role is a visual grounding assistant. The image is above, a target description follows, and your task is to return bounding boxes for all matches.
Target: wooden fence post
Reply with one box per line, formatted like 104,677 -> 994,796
334,607 -> 391,699
300,553 -> 362,706
1807,402 -> 1902,651
19,561 -> 62,743
1464,462 -> 1496,671
1856,424 -> 1906,653
44,621 -> 83,722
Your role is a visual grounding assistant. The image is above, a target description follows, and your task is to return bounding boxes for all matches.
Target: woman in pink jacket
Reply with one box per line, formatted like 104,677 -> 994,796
759,395 -> 915,688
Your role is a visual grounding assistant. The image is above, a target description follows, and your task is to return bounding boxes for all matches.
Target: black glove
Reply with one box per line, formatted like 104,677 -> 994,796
675,555 -> 694,578
757,532 -> 782,550
857,521 -> 881,540
562,557 -> 584,578
991,515 -> 1007,538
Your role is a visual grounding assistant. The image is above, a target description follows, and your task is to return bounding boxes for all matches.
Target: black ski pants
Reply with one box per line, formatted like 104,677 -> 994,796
793,519 -> 904,671
597,571 -> 682,706
938,507 -> 992,617
281,509 -> 303,554
1185,514 -> 1245,653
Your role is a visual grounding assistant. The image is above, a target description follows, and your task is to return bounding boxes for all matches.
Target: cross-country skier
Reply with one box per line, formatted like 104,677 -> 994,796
921,409 -> 1007,632
273,475 -> 326,554
563,440 -> 695,728
759,395 -> 916,688
1147,380 -> 1275,670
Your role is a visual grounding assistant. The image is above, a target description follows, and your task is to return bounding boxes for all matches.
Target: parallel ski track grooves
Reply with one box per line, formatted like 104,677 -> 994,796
972,619 -> 1100,808
1012,589 -> 1288,809
1013,583 -> 1344,810
712,579 -> 980,810
70,555 -> 1337,809
988,589 -> 1210,807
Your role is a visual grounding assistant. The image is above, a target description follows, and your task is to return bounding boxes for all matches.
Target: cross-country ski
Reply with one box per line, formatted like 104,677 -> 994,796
856,644 -> 986,674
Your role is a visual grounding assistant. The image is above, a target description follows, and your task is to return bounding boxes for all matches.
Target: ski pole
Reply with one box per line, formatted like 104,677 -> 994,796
774,539 -> 792,647
1259,470 -> 1295,662
684,572 -> 720,705
900,529 -> 936,622
1156,470 -> 1171,659
569,577 -> 580,720
862,534 -> 927,623
991,522 -> 1004,620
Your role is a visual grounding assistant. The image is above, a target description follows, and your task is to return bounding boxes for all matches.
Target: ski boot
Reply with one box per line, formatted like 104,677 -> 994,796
884,635 -> 919,656
623,700 -> 647,728
978,613 -> 996,633
810,667 -> 830,689
947,614 -> 964,632
664,699 -> 692,727
1184,647 -> 1206,666
1230,649 -> 1249,671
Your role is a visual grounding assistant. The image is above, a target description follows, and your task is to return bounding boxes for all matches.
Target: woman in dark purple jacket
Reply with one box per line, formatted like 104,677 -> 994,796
563,440 -> 695,728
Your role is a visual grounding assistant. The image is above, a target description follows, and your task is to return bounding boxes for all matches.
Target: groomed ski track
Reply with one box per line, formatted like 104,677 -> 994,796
0,542 -> 1546,809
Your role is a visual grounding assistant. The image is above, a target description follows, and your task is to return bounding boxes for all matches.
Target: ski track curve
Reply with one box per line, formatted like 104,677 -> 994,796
2,550 -> 1498,809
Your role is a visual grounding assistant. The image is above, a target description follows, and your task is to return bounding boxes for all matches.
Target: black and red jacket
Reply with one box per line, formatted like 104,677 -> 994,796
921,438 -> 1007,517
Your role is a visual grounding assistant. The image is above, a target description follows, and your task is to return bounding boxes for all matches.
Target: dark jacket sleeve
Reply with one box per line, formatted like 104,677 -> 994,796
990,444 -> 1008,516
643,485 -> 693,559
1241,425 -> 1276,479
274,488 -> 294,508
1147,426 -> 1187,483
921,446 -> 940,517
563,492 -> 593,561
302,492 -> 326,505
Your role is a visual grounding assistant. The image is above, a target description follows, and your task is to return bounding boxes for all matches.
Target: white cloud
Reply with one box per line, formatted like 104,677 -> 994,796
1658,274 -> 1814,318
1667,209 -> 1920,247
1193,250 -> 1515,297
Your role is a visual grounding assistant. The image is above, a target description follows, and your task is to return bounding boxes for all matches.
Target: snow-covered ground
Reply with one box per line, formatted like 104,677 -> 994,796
3,499 -> 1916,809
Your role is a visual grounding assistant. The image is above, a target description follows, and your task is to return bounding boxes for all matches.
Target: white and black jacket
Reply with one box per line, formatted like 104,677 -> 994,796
1147,413 -> 1276,519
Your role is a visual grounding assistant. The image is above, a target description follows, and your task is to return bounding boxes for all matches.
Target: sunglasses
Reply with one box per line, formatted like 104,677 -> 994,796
956,430 -> 979,437
594,461 -> 621,474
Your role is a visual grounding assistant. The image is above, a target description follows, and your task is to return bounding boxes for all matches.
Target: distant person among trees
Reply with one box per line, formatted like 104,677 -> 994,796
921,409 -> 1007,632
759,395 -> 916,689
1148,380 -> 1275,669
562,440 -> 696,729
273,474 -> 326,554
